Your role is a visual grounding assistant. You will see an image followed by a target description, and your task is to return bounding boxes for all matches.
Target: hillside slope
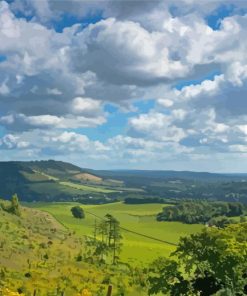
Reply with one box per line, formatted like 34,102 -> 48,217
0,161 -> 120,202
0,201 -> 145,295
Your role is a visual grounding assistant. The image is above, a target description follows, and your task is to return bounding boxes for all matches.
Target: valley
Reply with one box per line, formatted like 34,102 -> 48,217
27,202 -> 203,265
0,160 -> 247,204
0,161 -> 246,295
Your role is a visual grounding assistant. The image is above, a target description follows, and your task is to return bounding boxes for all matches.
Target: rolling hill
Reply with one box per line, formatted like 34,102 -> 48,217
0,160 -> 247,203
0,160 -> 122,202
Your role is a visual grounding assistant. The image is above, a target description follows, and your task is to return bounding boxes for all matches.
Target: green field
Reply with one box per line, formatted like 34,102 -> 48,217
59,181 -> 118,193
28,202 -> 203,265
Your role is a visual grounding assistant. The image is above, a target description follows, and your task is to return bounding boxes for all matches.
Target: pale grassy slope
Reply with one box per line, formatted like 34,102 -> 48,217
59,181 -> 118,193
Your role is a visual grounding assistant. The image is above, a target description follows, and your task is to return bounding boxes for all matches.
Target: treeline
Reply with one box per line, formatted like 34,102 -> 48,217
143,181 -> 247,204
124,197 -> 176,204
157,201 -> 245,224
77,196 -> 119,205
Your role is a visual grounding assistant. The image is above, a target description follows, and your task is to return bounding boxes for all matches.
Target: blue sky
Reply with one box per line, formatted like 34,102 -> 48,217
0,0 -> 247,172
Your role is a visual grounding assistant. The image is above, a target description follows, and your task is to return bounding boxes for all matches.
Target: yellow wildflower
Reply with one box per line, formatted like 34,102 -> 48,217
0,288 -> 23,296
77,288 -> 92,296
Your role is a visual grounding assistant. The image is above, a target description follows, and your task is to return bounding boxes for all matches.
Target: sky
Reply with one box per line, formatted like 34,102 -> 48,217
0,0 -> 247,172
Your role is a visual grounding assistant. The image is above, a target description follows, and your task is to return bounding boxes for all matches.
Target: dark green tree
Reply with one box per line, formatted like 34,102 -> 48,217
71,206 -> 85,219
148,223 -> 247,295
148,257 -> 190,295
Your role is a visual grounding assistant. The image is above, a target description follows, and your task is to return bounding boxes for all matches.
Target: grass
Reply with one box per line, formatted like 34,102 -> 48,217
28,202 -> 203,265
59,181 -> 118,193
28,182 -> 85,196
33,170 -> 59,181
0,202 -> 147,295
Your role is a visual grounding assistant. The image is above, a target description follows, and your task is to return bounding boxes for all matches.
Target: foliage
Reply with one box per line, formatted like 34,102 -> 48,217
105,214 -> 122,265
85,214 -> 122,265
71,206 -> 85,219
1,194 -> 21,216
157,201 -> 244,224
148,223 -> 247,295
9,194 -> 21,216
0,288 -> 23,295
148,257 -> 190,295
208,216 -> 235,228
77,289 -> 92,296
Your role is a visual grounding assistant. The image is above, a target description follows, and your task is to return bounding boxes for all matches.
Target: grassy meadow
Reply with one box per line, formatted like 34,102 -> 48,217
27,202 -> 203,265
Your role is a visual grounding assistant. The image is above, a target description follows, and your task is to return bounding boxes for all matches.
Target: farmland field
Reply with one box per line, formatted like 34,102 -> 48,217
59,181 -> 118,193
27,202 -> 203,265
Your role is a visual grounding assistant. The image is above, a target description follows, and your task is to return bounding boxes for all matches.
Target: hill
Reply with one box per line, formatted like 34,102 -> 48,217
0,160 -> 123,202
0,160 -> 247,203
94,170 -> 247,203
95,169 -> 245,182
0,200 -> 145,295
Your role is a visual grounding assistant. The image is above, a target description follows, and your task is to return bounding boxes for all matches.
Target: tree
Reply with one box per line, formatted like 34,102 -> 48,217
71,206 -> 85,219
85,214 -> 122,264
4,194 -> 21,216
208,216 -> 233,228
148,257 -> 190,295
97,220 -> 109,261
148,223 -> 247,295
105,214 -> 122,265
90,219 -> 109,262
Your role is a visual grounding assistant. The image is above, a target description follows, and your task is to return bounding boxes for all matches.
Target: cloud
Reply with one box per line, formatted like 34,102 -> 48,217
165,63 -> 247,122
72,18 -> 189,86
0,1 -> 106,131
9,0 -> 247,29
47,88 -> 62,95
0,134 -> 29,149
128,111 -> 187,143
173,74 -> 224,101
71,97 -> 102,116
0,79 -> 9,95
0,129 -> 108,158
1,0 -> 247,171
0,113 -> 106,131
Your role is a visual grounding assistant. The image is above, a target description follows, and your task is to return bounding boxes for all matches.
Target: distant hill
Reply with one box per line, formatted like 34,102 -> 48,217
95,169 -> 246,182
0,160 -> 246,203
0,160 -> 120,202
